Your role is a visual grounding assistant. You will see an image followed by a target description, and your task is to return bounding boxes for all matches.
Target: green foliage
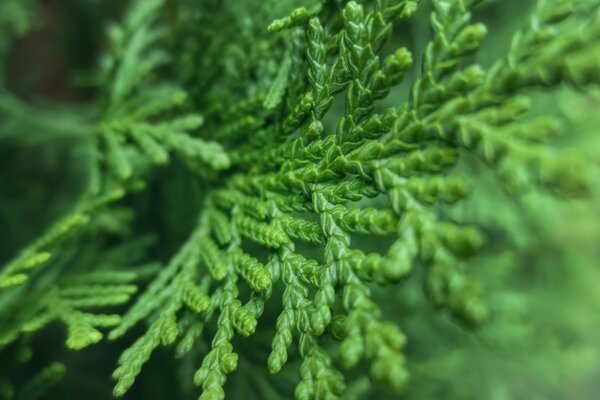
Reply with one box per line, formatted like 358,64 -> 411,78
1,0 -> 600,399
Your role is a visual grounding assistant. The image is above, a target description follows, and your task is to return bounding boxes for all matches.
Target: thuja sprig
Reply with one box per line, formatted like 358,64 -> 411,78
1,0 -> 599,399
109,201 -> 275,399
96,0 -> 229,185
113,0 -> 596,398
0,261 -> 143,350
0,0 -> 228,291
0,188 -> 125,290
110,1 -> 496,397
